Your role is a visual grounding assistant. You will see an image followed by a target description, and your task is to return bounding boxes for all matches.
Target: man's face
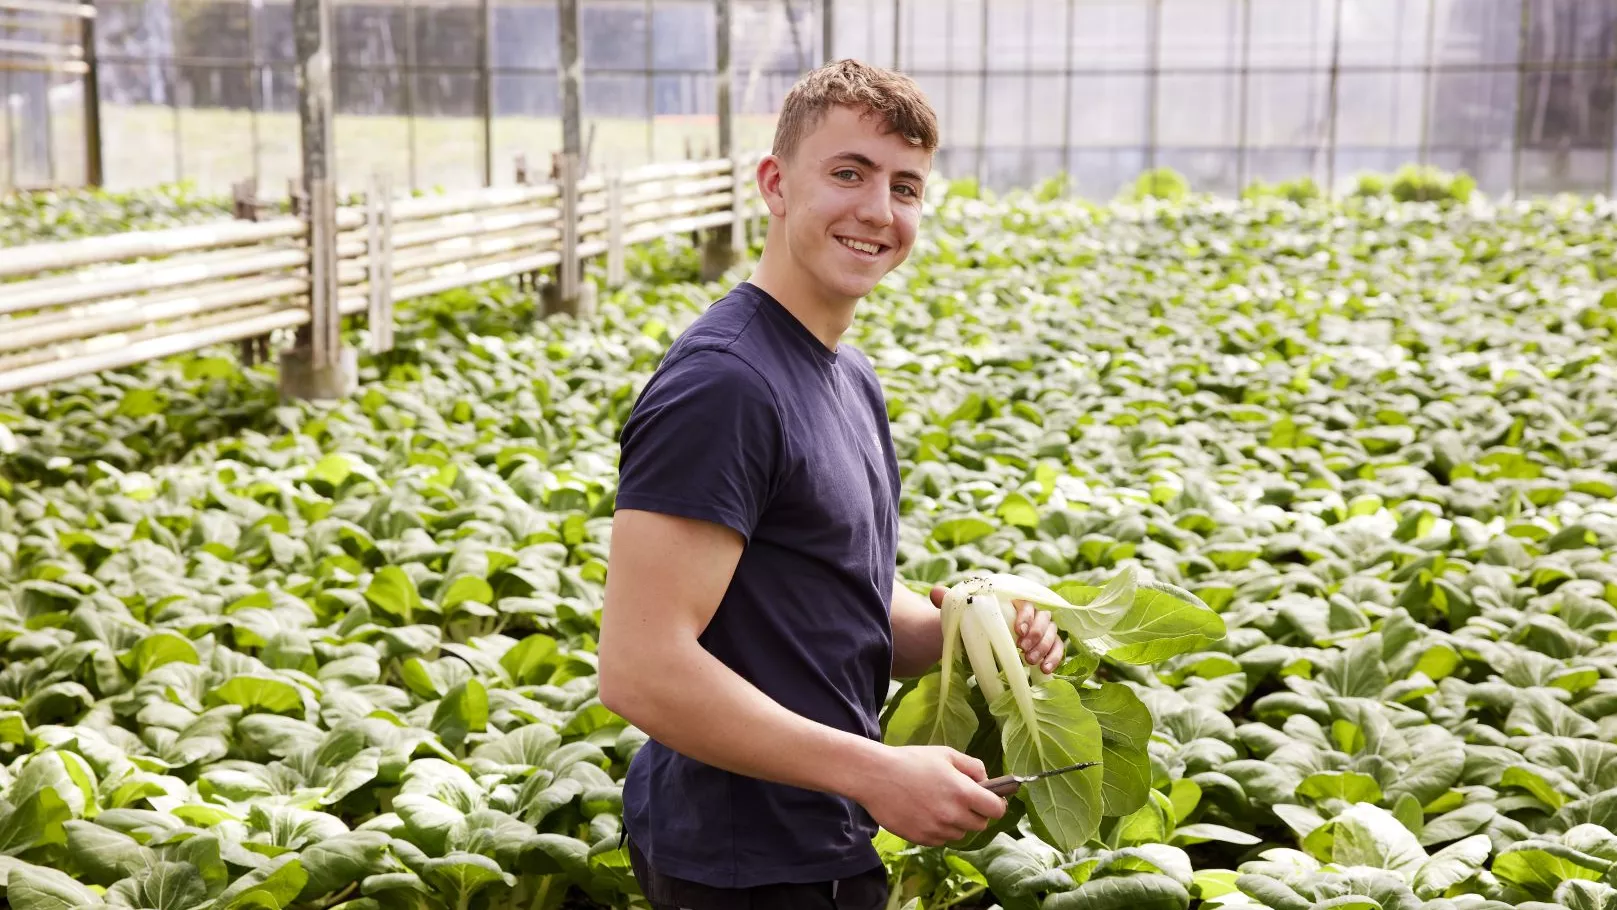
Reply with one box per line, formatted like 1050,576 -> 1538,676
765,104 -> 932,302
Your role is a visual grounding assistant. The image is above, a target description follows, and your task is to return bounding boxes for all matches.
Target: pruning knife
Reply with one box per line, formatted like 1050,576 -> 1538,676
981,761 -> 1101,796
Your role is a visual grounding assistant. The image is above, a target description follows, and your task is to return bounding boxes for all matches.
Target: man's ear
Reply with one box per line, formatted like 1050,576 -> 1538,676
756,154 -> 787,218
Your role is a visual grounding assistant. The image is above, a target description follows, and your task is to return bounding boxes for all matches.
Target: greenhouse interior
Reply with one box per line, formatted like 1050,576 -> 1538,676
2,2 -> 1617,910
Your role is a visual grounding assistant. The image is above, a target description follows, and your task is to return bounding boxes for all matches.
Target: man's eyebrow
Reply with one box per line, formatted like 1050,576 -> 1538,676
827,152 -> 926,183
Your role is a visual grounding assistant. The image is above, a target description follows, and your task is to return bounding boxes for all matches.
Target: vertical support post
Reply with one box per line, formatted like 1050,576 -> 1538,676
1146,0 -> 1161,187
559,150 -> 580,306
481,0 -> 493,186
974,0 -> 987,186
1235,0 -> 1251,193
823,0 -> 834,62
1060,0 -> 1073,194
233,177 -> 269,366
1510,0 -> 1528,197
1324,0 -> 1343,197
367,171 -> 395,353
891,0 -> 900,69
606,170 -> 626,288
1418,0 -> 1436,167
701,0 -> 738,282
542,0 -> 593,315
731,149 -> 746,253
82,0 -> 103,187
560,0 -> 582,167
281,0 -> 356,400
541,150 -> 593,316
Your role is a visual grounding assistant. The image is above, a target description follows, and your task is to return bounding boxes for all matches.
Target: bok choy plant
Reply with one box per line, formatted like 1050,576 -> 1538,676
883,564 -> 1225,851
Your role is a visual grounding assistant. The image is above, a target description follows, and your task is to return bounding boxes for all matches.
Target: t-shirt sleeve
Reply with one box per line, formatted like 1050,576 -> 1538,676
614,349 -> 782,541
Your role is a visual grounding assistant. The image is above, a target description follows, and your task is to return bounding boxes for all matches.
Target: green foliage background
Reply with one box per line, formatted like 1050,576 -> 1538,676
2,168 -> 1616,909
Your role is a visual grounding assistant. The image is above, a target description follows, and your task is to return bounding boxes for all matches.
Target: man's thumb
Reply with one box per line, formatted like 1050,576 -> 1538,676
930,586 -> 946,609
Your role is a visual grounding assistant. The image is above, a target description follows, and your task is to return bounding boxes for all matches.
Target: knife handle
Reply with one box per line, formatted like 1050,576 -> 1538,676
981,775 -> 1021,796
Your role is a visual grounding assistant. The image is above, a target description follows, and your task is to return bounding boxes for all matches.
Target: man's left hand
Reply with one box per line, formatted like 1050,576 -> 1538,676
930,587 -> 1064,674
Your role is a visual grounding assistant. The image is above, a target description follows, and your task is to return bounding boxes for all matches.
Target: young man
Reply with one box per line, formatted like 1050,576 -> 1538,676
597,60 -> 1065,909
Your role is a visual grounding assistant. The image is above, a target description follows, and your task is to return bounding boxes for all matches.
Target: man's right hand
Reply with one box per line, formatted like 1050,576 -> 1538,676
853,745 -> 1008,846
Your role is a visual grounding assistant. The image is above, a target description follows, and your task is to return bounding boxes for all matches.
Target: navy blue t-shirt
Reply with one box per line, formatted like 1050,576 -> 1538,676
613,281 -> 901,888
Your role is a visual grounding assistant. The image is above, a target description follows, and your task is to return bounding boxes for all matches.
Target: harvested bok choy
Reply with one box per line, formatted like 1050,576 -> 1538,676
883,564 -> 1225,850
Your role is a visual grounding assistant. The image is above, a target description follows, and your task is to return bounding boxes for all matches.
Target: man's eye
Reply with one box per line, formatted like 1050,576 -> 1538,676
834,169 -> 858,180
895,185 -> 917,197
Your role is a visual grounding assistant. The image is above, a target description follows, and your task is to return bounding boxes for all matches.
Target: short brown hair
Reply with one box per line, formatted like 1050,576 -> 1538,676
771,59 -> 939,161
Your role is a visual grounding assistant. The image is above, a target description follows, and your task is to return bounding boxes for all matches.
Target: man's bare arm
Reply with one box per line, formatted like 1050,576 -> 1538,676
890,580 -> 944,678
596,509 -> 1009,846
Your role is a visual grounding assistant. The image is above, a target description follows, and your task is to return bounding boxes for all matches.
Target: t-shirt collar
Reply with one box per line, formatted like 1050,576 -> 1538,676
739,281 -> 840,366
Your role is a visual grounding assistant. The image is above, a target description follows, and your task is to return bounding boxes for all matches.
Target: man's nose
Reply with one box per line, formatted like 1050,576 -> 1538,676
856,183 -> 894,226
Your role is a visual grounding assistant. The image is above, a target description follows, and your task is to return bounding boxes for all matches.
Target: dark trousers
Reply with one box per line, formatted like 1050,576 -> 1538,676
628,841 -> 890,910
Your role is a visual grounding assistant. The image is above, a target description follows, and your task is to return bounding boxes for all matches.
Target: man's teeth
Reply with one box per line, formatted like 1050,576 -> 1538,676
839,238 -> 881,255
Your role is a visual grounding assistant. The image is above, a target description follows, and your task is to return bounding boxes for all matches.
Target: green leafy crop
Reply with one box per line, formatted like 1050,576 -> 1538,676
4,169 -> 1617,909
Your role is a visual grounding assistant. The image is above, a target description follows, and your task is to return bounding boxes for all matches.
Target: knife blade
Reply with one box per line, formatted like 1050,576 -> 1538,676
980,760 -> 1101,796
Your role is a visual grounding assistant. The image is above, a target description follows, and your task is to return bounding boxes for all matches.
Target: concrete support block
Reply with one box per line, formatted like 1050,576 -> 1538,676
278,345 -> 358,401
542,277 -> 598,320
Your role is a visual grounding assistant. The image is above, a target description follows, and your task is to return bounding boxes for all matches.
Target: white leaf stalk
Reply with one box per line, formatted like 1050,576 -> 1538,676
936,567 -> 1138,734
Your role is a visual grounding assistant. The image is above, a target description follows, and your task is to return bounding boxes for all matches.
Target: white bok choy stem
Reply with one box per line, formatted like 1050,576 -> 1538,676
965,593 -> 1039,735
958,597 -> 1005,705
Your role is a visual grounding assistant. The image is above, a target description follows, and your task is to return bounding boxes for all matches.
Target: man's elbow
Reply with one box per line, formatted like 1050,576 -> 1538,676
597,649 -> 646,723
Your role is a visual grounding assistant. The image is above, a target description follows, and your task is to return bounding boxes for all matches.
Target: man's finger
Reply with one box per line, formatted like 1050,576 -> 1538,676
1034,622 -> 1060,670
931,586 -> 947,609
1015,600 -> 1035,635
1021,609 -> 1050,651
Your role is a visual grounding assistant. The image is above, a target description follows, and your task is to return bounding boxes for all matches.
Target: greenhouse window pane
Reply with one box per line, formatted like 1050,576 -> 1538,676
649,3 -> 711,70
1069,72 -> 1149,146
950,0 -> 985,69
1071,1 -> 1150,70
1159,0 -> 1240,69
173,0 -> 251,61
1028,75 -> 1067,147
99,62 -> 180,189
1527,0 -> 1617,64
1066,148 -> 1147,198
336,3 -> 406,70
1242,149 -> 1328,187
491,73 -> 560,183
985,74 -> 1029,149
1333,146 -> 1421,186
1028,0 -> 1070,70
1246,70 -> 1331,148
1433,0 -> 1521,65
493,1 -> 559,71
1426,147 -> 1512,192
1519,149 -> 1611,194
1428,66 -> 1517,148
255,1 -> 295,64
1340,0 -> 1430,66
415,2 -> 484,68
945,74 -> 982,151
1156,73 -> 1238,147
1519,67 -> 1616,148
982,147 -> 1031,192
987,0 -> 1032,71
1332,69 -> 1425,146
1249,0 -> 1334,68
411,72 -> 485,191
256,66 -> 300,189
1158,149 -> 1239,195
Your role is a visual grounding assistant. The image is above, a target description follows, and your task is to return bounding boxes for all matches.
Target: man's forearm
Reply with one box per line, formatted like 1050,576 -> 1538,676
890,581 -> 944,678
601,640 -> 887,802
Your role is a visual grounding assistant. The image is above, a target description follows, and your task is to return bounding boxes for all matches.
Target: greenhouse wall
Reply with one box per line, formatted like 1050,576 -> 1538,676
1,0 -> 1613,199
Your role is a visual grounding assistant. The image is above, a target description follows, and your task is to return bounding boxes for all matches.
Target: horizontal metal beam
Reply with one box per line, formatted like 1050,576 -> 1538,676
0,0 -> 93,17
